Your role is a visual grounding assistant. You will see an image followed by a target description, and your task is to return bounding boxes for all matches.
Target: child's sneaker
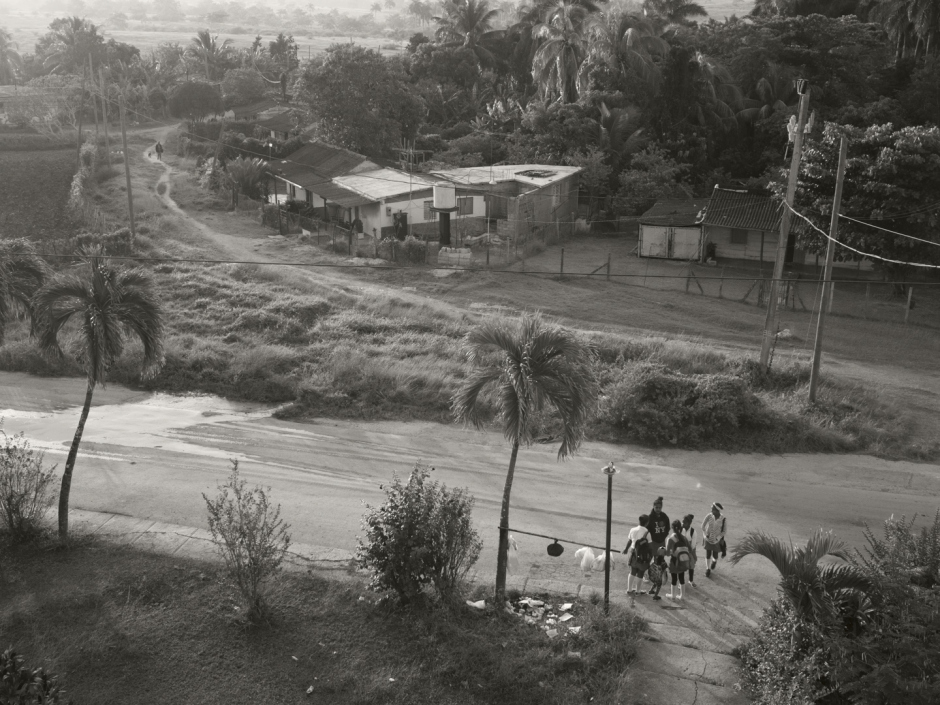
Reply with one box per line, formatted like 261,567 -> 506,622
652,595 -> 662,601
705,568 -> 711,578
689,581 -> 697,588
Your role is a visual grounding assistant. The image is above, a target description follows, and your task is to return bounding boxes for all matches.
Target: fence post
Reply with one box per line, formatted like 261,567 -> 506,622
486,241 -> 490,267
827,281 -> 835,314
606,253 -> 611,282
905,286 -> 914,323
348,230 -> 352,256
331,224 -> 335,252
560,248 -> 564,277
685,266 -> 691,294
718,267 -> 725,299
865,282 -> 870,300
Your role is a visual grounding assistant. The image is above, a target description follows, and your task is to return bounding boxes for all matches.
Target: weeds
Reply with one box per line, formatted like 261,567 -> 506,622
0,430 -> 56,541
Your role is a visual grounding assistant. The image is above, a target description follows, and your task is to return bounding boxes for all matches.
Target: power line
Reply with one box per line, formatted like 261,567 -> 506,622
839,214 -> 940,247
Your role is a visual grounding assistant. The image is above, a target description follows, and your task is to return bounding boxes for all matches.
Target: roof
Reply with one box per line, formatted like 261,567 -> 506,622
640,198 -> 710,227
256,112 -> 297,133
230,98 -> 280,119
334,168 -> 436,202
700,187 -> 782,232
430,164 -> 582,190
272,142 -> 381,207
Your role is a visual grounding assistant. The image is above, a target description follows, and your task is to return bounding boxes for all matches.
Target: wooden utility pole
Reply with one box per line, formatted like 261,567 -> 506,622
809,135 -> 848,403
119,95 -> 136,240
89,56 -> 99,141
99,67 -> 112,168
76,67 -> 86,169
760,82 -> 811,369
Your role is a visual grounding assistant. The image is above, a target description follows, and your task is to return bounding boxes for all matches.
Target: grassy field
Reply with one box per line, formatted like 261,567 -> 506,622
0,147 -> 76,243
0,537 -> 644,705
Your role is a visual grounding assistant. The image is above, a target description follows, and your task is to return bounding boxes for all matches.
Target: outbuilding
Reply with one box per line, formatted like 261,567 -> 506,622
638,199 -> 709,260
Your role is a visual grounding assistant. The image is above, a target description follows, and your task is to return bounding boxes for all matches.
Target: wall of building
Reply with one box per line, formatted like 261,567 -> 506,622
705,226 -> 777,263
499,175 -> 579,241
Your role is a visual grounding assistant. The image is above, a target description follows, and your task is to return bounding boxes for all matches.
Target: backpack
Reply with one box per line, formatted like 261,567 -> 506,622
634,533 -> 652,564
674,541 -> 692,573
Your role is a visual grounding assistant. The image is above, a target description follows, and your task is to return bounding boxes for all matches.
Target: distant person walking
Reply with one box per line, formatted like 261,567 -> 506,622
702,502 -> 727,578
681,513 -> 698,587
154,141 -> 164,161
623,514 -> 651,596
666,519 -> 693,600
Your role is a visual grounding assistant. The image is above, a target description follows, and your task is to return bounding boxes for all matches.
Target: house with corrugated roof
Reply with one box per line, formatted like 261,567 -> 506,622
699,187 -> 803,265
638,198 -> 709,259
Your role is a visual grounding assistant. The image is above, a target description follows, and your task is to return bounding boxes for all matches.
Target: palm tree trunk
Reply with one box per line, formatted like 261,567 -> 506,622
58,378 -> 95,541
495,440 -> 519,602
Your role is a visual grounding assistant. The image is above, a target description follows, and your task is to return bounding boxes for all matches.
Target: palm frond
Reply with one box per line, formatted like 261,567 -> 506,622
33,274 -> 90,359
729,530 -> 796,577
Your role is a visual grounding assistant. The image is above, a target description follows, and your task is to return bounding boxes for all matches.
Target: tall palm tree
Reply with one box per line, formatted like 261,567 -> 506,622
434,0 -> 504,69
188,29 -> 233,81
42,16 -> 103,74
0,238 -> 47,344
0,27 -> 22,85
736,62 -> 797,124
532,0 -> 594,102
687,50 -> 743,130
34,250 -> 164,541
581,12 -> 668,97
452,314 -> 598,600
730,529 -> 873,631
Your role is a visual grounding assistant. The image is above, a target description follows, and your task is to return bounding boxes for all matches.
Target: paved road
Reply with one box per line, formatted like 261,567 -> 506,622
4,371 -> 939,625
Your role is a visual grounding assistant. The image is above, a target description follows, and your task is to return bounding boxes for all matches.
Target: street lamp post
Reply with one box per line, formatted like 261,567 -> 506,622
602,462 -> 617,614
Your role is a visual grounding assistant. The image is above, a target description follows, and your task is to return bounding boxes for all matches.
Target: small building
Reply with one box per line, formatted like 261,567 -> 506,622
699,187 -> 804,265
223,97 -> 282,122
429,164 -> 582,242
638,198 -> 709,260
256,110 -> 297,141
270,141 -> 379,215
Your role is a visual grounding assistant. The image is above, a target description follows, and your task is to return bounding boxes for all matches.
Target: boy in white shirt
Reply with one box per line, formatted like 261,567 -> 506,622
622,514 -> 651,595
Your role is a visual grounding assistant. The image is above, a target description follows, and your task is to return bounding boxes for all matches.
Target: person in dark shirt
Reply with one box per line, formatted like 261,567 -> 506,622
647,496 -> 670,555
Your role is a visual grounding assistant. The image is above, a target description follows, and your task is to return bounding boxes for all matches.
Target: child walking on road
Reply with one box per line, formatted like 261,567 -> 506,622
646,548 -> 666,601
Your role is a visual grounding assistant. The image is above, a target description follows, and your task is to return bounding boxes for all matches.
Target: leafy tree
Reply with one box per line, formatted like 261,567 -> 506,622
0,27 -> 22,84
294,43 -> 424,157
34,250 -> 164,541
750,0 -> 864,18
17,75 -> 86,134
580,12 -> 669,101
221,67 -> 266,107
226,156 -> 269,199
794,121 -> 940,284
505,101 -> 598,163
613,144 -> 691,215
451,314 -> 598,601
268,33 -> 298,72
900,55 -> 940,125
642,0 -> 707,27
730,528 -> 872,634
0,239 -> 47,345
168,80 -> 224,128
565,146 -> 611,220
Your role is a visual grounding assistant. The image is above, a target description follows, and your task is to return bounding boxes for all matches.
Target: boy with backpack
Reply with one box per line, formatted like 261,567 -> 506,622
646,548 -> 666,601
623,514 -> 652,596
702,502 -> 727,578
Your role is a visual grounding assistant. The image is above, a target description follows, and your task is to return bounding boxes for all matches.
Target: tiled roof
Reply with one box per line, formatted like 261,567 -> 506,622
700,187 -> 782,232
230,98 -> 280,119
640,198 -> 709,226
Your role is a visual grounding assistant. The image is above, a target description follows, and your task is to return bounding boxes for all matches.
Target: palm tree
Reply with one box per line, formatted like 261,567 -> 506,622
687,50 -> 743,130
532,0 -> 595,102
188,29 -> 233,81
730,529 -> 873,632
42,16 -> 104,74
452,314 -> 598,601
434,0 -> 504,69
34,250 -> 164,541
0,238 -> 47,344
0,27 -> 22,85
736,62 -> 797,124
581,12 -> 668,97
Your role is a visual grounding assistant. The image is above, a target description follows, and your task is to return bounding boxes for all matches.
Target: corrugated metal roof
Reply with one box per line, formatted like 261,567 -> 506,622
640,198 -> 709,226
231,98 -> 279,119
430,164 -> 581,189
700,187 -> 782,232
334,168 -> 437,201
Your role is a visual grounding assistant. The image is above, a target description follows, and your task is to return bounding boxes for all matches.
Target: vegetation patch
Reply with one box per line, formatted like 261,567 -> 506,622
0,149 -> 77,243
0,538 -> 645,705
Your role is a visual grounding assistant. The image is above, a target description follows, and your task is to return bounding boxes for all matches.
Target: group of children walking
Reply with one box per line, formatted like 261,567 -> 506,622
622,496 -> 727,602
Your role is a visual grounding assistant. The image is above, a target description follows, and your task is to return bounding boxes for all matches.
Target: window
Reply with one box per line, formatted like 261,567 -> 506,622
423,200 -> 437,221
730,228 -> 748,244
457,197 -> 473,215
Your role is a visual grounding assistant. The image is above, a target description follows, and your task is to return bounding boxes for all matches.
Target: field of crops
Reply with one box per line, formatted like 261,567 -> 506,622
0,148 -> 76,243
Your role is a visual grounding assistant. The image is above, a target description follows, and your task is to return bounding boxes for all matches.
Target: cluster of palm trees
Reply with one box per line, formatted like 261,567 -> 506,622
0,240 -> 164,542
870,0 -> 940,61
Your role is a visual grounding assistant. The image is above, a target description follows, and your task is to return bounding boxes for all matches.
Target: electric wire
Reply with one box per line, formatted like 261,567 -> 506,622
839,214 -> 940,247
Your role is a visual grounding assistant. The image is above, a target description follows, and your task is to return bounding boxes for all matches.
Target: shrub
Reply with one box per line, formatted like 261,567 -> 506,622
72,227 -> 134,256
357,464 -> 482,605
203,460 -> 292,621
737,598 -> 833,705
0,648 -> 71,704
94,165 -> 121,183
599,363 -> 765,447
400,235 -> 427,264
0,430 -> 57,541
857,510 -> 940,585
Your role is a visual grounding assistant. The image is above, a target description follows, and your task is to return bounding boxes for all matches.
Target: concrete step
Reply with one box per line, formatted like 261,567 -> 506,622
638,639 -> 742,688
645,622 -> 747,656
622,668 -> 750,705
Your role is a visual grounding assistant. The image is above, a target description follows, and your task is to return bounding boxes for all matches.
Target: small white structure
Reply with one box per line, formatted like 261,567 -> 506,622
638,199 -> 708,260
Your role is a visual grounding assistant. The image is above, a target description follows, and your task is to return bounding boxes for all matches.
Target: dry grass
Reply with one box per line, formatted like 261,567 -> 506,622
0,537 -> 645,705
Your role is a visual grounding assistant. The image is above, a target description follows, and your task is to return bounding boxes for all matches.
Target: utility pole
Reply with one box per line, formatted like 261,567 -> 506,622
808,135 -> 848,403
76,67 -> 86,170
119,94 -> 137,240
760,81 -> 810,369
89,56 -> 99,142
99,67 -> 112,168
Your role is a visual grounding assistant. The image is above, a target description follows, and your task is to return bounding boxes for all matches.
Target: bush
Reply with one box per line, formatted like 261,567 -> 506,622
400,235 -> 427,264
599,363 -> 765,447
72,227 -> 134,256
203,460 -> 291,622
357,464 -> 482,605
0,430 -> 56,541
857,510 -> 940,586
737,598 -> 833,705
0,647 -> 71,704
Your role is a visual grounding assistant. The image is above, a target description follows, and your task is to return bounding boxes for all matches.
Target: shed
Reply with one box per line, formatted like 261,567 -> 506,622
638,199 -> 709,259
